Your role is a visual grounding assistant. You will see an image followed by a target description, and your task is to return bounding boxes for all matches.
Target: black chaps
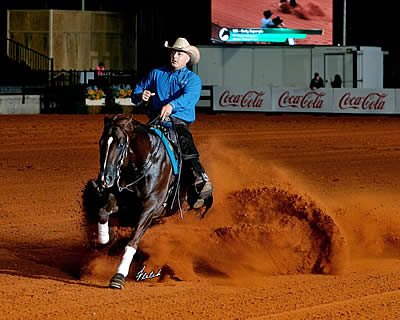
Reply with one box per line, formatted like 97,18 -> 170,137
172,117 -> 206,183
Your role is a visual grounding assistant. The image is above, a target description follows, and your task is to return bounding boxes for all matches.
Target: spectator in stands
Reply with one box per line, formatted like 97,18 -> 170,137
95,62 -> 109,97
331,74 -> 342,88
310,72 -> 324,90
96,62 -> 105,76
132,37 -> 213,210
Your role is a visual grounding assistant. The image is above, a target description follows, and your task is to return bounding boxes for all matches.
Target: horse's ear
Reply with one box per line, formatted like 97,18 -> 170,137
128,114 -> 140,126
104,116 -> 112,128
122,114 -> 140,132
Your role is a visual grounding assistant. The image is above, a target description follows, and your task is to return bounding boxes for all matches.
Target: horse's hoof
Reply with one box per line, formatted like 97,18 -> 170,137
109,273 -> 125,289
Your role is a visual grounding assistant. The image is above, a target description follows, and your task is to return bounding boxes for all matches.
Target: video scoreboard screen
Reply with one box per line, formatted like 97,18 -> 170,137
212,0 -> 333,45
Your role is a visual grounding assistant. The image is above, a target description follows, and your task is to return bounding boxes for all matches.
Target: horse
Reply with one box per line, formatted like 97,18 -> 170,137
86,114 -> 212,289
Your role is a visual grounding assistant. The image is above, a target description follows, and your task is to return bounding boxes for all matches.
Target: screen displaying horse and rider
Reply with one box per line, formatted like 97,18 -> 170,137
212,0 -> 332,45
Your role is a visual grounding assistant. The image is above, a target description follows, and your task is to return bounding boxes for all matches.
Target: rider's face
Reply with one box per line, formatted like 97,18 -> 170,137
170,50 -> 190,70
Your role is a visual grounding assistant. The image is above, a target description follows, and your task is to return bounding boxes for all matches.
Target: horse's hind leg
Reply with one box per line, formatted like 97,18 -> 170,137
97,193 -> 118,245
109,203 -> 163,289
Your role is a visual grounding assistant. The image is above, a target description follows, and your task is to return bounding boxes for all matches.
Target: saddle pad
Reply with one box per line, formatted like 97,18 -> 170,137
149,127 -> 179,175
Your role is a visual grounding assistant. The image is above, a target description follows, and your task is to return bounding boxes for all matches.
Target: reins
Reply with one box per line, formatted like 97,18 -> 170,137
116,125 -> 162,193
105,115 -> 184,219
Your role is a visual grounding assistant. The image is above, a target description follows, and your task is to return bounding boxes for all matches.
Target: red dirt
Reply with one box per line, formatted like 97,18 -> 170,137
2,113 -> 400,319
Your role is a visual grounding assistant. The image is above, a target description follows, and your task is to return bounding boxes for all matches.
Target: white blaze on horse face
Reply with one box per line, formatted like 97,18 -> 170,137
101,136 -> 114,182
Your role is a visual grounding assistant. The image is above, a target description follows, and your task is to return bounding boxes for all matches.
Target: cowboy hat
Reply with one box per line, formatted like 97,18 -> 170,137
164,37 -> 200,66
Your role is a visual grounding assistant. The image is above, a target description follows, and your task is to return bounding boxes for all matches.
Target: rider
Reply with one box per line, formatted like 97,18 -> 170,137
132,37 -> 213,209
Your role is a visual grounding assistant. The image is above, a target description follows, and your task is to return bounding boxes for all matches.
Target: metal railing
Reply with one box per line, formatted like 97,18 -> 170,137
51,69 -> 137,87
7,38 -> 54,73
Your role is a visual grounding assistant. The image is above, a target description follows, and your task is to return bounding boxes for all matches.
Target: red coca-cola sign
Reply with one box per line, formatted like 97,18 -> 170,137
219,90 -> 264,108
278,91 -> 326,109
338,92 -> 387,110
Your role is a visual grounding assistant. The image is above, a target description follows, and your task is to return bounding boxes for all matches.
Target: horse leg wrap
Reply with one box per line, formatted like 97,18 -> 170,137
109,273 -> 126,289
116,246 -> 137,277
98,221 -> 109,244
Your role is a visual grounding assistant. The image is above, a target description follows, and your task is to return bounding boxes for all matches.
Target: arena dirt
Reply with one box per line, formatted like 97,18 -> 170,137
1,113 -> 400,319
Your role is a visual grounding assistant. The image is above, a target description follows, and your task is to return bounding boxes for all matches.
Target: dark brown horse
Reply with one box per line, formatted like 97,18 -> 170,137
87,114 -> 210,289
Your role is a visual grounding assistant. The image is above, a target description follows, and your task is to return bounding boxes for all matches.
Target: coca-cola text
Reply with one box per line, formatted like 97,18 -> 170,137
219,90 -> 264,108
278,91 -> 326,109
338,92 -> 387,110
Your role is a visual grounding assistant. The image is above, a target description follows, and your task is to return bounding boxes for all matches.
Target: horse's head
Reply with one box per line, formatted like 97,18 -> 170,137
98,114 -> 138,189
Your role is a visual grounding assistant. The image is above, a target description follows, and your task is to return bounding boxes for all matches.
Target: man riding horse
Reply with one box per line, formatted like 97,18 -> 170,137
132,37 -> 213,209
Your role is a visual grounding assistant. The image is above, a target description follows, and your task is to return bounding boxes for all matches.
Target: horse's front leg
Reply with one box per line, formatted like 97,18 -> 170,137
97,192 -> 118,245
109,198 -> 164,289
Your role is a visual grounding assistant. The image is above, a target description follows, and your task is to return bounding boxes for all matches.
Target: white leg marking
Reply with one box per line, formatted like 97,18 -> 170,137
117,246 -> 137,277
98,221 -> 110,244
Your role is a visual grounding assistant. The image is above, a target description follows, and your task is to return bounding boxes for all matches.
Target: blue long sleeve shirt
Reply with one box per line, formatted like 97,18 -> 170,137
133,66 -> 202,123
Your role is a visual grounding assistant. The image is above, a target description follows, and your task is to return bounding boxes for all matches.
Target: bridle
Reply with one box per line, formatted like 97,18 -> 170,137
100,116 -> 183,218
101,124 -> 161,193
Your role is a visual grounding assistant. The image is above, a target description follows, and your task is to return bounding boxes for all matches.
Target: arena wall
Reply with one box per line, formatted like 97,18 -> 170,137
0,95 -> 40,114
194,45 -> 384,90
0,88 -> 398,115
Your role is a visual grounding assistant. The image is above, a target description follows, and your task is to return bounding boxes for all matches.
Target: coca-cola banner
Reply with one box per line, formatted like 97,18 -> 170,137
332,89 -> 395,114
272,88 -> 332,113
211,87 -> 400,114
213,87 -> 272,112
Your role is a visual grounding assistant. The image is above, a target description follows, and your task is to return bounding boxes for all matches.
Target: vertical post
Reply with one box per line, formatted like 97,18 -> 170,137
352,50 -> 357,88
81,0 -> 85,11
16,42 -> 20,63
49,10 -> 53,65
50,57 -> 54,87
343,0 -> 346,46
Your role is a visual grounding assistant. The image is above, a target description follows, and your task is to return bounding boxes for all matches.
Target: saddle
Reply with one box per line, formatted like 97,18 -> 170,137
147,118 -> 184,217
150,119 -> 181,175
149,126 -> 179,175
148,117 -> 213,218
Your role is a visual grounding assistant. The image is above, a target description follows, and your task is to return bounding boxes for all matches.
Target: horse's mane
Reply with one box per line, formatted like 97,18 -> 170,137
104,114 -> 143,133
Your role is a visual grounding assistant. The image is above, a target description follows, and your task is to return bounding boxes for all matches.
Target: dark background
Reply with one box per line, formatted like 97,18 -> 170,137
1,0 -> 400,87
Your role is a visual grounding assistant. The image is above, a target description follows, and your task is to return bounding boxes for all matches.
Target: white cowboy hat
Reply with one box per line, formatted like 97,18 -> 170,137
164,37 -> 200,66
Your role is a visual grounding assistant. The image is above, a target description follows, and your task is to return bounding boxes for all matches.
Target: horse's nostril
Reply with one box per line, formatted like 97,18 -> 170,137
105,176 -> 113,185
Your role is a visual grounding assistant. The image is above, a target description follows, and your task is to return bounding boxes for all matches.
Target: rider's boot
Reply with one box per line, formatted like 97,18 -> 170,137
192,171 -> 213,209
